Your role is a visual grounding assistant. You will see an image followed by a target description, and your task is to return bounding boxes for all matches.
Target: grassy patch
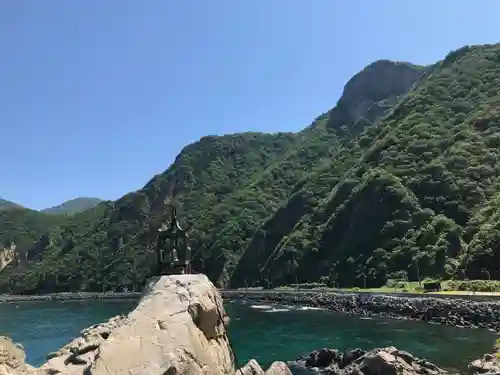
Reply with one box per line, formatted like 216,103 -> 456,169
272,280 -> 500,295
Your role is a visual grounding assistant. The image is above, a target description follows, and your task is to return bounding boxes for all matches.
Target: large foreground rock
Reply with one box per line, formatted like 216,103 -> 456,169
4,274 -> 291,375
0,336 -> 35,375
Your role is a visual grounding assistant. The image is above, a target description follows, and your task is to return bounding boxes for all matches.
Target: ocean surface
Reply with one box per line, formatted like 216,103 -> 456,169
0,299 -> 497,372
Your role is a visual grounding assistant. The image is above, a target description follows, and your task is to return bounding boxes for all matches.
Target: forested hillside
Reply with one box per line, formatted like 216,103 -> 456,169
1,44 -> 499,293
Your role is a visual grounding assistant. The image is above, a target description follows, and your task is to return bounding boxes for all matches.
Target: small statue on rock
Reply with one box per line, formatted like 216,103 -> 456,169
156,206 -> 192,276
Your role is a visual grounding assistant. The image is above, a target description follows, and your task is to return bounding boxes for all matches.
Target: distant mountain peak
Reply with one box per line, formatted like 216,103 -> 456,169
337,59 -> 426,121
41,197 -> 104,215
0,198 -> 24,211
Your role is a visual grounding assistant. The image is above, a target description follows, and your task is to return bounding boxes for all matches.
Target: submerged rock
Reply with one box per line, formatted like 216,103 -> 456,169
288,346 -> 456,375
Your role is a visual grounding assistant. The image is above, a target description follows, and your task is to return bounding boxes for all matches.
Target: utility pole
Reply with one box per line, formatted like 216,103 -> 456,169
415,257 -> 421,286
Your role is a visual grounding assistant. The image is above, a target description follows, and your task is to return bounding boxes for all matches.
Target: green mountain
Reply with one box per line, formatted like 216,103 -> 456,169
41,197 -> 104,215
0,199 -> 23,211
1,43 -> 500,294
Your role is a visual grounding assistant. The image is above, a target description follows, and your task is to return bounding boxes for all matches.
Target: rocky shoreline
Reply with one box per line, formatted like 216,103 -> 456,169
222,290 -> 500,332
288,346 -> 456,375
289,345 -> 500,375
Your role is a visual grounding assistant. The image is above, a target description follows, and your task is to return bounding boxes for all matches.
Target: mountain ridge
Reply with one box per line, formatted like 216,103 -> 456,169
0,199 -> 24,211
2,46 -> 500,293
41,197 -> 104,215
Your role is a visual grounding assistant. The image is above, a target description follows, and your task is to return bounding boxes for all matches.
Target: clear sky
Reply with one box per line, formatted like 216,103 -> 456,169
1,1 -> 499,210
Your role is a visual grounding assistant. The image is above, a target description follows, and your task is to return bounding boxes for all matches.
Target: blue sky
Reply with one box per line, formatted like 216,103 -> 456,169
1,1 -> 499,210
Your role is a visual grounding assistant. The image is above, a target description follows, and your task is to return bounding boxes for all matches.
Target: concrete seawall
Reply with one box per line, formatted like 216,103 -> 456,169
0,292 -> 142,303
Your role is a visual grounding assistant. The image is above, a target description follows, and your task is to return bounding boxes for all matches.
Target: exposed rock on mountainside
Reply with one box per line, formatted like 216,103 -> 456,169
2,44 -> 500,293
0,244 -> 16,272
2,274 -> 291,375
326,60 -> 425,136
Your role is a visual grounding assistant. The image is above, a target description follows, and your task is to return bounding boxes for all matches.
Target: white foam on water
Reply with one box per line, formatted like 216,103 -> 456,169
265,308 -> 291,313
299,306 -> 324,311
249,304 -> 274,310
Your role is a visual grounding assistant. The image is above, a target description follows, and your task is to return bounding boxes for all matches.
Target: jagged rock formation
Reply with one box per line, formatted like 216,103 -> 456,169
289,346 -> 455,375
2,274 -> 291,375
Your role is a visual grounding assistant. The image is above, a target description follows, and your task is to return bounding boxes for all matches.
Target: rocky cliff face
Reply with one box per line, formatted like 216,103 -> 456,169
0,274 -> 291,375
0,244 -> 16,272
325,60 -> 425,135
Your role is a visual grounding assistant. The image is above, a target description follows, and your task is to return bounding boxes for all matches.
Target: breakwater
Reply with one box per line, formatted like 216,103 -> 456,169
222,290 -> 500,332
0,292 -> 142,303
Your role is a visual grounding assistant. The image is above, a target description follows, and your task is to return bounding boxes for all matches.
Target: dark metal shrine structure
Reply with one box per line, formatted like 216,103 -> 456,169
156,207 -> 192,275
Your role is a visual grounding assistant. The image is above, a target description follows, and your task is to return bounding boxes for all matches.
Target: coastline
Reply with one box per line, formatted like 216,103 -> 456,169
4,288 -> 500,333
0,291 -> 142,303
222,289 -> 500,332
3,287 -> 500,303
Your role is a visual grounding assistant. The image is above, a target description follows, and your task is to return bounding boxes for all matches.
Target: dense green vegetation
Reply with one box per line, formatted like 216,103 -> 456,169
2,44 -> 500,294
0,208 -> 65,263
41,197 -> 104,215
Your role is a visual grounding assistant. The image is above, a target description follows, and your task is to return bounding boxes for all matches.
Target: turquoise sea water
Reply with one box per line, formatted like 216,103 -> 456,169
0,299 -> 496,372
